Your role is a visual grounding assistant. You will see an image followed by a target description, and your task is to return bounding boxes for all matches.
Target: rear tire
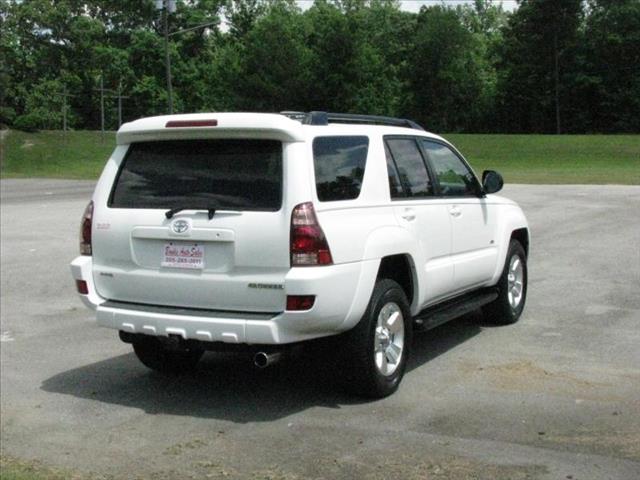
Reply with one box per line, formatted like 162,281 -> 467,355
483,239 -> 527,325
132,336 -> 204,374
340,279 -> 412,398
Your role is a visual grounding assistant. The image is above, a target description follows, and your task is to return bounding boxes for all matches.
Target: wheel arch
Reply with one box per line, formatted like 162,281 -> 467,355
490,205 -> 530,285
339,227 -> 420,331
362,225 -> 420,309
376,254 -> 417,309
510,227 -> 530,258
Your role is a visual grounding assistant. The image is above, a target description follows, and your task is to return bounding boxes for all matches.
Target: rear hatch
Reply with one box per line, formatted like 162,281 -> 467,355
92,138 -> 291,313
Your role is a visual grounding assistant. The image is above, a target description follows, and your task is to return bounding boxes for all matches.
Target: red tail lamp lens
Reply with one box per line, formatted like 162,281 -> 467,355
76,280 -> 89,295
80,201 -> 93,255
290,203 -> 333,266
286,295 -> 315,311
165,120 -> 218,128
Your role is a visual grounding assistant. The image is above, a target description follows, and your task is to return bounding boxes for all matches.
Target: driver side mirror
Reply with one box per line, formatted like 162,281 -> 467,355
482,170 -> 504,194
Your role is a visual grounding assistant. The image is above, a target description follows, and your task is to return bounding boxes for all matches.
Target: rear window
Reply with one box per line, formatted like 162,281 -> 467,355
110,139 -> 282,211
313,136 -> 369,202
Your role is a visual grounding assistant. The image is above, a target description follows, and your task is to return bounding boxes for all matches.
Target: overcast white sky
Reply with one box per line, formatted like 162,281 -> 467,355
295,1 -> 518,12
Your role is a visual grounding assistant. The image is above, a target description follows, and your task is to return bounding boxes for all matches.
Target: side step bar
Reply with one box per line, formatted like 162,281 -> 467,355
413,288 -> 498,332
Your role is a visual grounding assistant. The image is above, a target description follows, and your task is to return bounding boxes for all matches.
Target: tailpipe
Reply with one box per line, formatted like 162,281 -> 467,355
254,351 -> 283,369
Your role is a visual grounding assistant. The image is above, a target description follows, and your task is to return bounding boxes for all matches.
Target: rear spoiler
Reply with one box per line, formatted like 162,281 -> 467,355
116,113 -> 306,145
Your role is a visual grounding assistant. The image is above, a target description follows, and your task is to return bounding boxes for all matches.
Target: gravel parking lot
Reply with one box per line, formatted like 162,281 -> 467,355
1,179 -> 639,480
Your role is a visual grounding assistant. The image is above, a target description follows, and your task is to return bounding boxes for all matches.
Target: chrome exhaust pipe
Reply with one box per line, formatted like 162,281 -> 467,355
254,351 -> 283,369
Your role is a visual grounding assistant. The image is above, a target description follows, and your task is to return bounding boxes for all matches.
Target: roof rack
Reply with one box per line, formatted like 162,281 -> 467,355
281,111 -> 425,131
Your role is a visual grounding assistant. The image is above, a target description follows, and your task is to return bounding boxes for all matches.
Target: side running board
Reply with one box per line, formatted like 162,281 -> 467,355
413,288 -> 498,331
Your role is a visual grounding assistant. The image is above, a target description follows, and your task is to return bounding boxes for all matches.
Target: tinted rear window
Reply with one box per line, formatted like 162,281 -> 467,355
313,136 -> 369,202
110,139 -> 282,211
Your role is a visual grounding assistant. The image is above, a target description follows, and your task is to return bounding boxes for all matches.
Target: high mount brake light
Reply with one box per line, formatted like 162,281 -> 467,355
165,119 -> 218,128
290,202 -> 333,266
80,201 -> 93,255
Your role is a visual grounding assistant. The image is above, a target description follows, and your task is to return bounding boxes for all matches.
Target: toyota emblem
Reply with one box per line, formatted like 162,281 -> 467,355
171,219 -> 190,234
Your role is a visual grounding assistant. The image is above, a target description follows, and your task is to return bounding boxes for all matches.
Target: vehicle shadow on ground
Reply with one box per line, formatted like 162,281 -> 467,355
41,312 -> 485,423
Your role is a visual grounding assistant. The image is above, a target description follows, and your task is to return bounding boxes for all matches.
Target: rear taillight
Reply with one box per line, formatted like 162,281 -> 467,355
286,295 -> 316,311
290,202 -> 333,266
76,280 -> 89,295
79,201 -> 93,255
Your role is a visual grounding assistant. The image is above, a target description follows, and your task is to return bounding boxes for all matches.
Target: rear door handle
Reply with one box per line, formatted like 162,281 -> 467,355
449,206 -> 462,218
401,208 -> 416,221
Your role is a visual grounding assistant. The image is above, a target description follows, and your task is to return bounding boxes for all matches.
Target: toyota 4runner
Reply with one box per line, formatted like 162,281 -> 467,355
70,111 -> 529,398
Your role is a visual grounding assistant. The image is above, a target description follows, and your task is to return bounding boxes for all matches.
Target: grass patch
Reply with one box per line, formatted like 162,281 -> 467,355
1,130 -> 638,184
1,130 -> 115,179
0,456 -> 87,480
445,133 -> 640,185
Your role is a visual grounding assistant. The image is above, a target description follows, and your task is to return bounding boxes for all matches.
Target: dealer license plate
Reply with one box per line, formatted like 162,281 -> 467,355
161,242 -> 205,270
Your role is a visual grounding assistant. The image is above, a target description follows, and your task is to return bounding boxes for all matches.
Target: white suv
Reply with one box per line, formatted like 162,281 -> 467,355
71,112 -> 529,398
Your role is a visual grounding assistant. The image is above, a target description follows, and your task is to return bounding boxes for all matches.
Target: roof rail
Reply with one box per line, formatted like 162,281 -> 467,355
280,111 -> 425,131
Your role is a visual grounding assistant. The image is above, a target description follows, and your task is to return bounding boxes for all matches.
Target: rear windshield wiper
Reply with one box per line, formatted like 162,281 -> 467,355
165,206 -> 217,220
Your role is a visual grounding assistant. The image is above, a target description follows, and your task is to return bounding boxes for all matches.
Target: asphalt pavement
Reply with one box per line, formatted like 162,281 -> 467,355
1,179 -> 639,479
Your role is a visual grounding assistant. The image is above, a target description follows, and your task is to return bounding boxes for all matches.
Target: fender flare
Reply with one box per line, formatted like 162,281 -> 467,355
339,226 -> 420,331
491,205 -> 530,284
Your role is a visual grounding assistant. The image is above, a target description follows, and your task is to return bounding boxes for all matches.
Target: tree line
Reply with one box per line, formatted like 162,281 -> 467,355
1,0 -> 639,134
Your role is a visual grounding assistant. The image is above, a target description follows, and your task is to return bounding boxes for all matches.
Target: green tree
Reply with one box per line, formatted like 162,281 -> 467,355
458,0 -> 509,130
225,0 -> 268,39
406,6 -> 486,132
2,0 -> 638,133
305,1 -> 358,111
496,0 -> 583,133
580,0 -> 640,132
232,2 -> 312,111
346,0 -> 411,116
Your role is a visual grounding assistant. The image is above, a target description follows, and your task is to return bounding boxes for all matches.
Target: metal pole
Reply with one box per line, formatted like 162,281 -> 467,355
62,85 -> 67,132
163,5 -> 174,114
554,29 -> 561,135
100,74 -> 105,135
118,79 -> 123,128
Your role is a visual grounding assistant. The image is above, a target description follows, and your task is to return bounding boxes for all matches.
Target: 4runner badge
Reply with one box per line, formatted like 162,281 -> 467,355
248,283 -> 284,290
171,219 -> 190,234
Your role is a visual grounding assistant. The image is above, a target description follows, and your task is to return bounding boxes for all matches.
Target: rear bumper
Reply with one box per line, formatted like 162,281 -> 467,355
97,300 -> 286,344
70,256 -> 379,344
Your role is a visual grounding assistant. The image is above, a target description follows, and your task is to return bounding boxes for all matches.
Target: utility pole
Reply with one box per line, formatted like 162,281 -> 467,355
154,1 -> 215,115
100,74 -> 105,134
554,28 -> 561,135
113,79 -> 130,128
63,85 -> 67,132
54,87 -> 75,135
164,6 -> 173,114
93,74 -> 115,141
118,80 -> 123,127
157,0 -> 176,114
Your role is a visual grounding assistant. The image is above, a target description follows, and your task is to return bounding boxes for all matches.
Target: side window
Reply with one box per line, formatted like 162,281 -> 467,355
384,143 -> 405,198
422,141 -> 479,197
313,136 -> 369,202
385,138 -> 433,198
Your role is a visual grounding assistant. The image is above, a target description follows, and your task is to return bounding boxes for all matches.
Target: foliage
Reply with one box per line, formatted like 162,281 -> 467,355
496,0 -> 584,134
1,0 -> 639,133
579,0 -> 640,133
407,5 -> 486,132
